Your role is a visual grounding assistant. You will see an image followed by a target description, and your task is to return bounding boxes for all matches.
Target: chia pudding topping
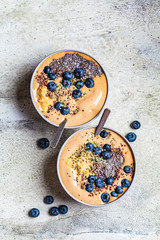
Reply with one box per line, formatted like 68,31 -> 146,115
49,53 -> 103,78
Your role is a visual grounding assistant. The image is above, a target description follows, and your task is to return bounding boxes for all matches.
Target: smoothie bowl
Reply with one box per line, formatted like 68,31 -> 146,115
57,127 -> 135,206
30,50 -> 108,128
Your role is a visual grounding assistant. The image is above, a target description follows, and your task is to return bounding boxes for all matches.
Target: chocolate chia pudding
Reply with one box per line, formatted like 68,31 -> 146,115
31,50 -> 108,127
58,128 -> 135,205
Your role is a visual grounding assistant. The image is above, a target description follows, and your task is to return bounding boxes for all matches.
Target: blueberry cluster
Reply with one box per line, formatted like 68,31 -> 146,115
109,171 -> 131,200
86,175 -> 115,192
85,175 -> 115,203
86,172 -> 130,203
126,120 -> 141,142
44,66 -> 57,92
85,130 -> 111,160
29,195 -> 68,218
43,66 -> 95,116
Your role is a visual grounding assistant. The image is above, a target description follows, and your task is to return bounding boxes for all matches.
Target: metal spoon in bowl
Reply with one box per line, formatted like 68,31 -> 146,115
51,119 -> 67,148
94,108 -> 110,136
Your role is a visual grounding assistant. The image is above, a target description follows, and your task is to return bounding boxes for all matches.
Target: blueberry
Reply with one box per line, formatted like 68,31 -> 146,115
95,178 -> 104,188
60,107 -> 70,115
54,102 -> 63,110
39,138 -> 50,149
47,82 -> 57,92
100,130 -> 108,138
88,175 -> 96,183
126,132 -> 137,142
123,166 -> 132,173
84,78 -> 94,88
86,183 -> 94,192
103,144 -> 111,151
49,207 -> 59,216
106,177 -> 114,185
75,80 -> 84,89
62,71 -> 73,80
93,147 -> 102,155
111,191 -> 118,197
74,68 -> 84,79
44,66 -> 51,74
101,193 -> 110,203
29,208 -> 40,218
62,79 -> 71,88
85,142 -> 94,151
72,89 -> 82,98
101,151 -> 111,160
59,205 -> 68,214
115,186 -> 123,194
131,120 -> 141,129
44,195 -> 54,204
121,179 -> 130,188
48,72 -> 57,80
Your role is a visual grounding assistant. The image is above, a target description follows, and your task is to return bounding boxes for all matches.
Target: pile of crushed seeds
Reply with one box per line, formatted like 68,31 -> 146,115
49,53 -> 103,78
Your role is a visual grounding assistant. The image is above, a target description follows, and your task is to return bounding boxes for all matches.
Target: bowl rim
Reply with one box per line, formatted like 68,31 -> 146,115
30,49 -> 109,129
57,126 -> 136,207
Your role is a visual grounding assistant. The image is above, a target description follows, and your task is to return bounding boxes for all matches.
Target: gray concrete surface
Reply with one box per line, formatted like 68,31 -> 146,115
0,0 -> 160,239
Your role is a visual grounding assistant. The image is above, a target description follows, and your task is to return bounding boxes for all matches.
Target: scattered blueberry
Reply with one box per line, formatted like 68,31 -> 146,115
86,183 -> 94,192
131,120 -> 141,129
44,66 -> 51,74
111,191 -> 118,197
84,78 -> 94,88
93,147 -> 102,155
121,179 -> 130,188
95,178 -> 104,188
100,130 -> 108,138
59,205 -> 68,214
49,207 -> 59,216
39,138 -> 50,149
85,142 -> 94,151
62,71 -> 73,80
106,177 -> 114,185
123,166 -> 132,173
101,193 -> 110,203
75,80 -> 84,89
101,151 -> 111,160
47,82 -> 57,92
74,68 -> 84,79
29,208 -> 40,218
48,72 -> 57,80
44,195 -> 54,204
60,107 -> 70,115
103,144 -> 111,151
54,102 -> 63,110
62,79 -> 71,88
88,175 -> 96,183
115,186 -> 123,194
72,89 -> 82,98
126,132 -> 137,142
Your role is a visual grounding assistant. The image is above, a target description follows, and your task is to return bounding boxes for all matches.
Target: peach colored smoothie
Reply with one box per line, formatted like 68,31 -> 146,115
58,128 -> 135,205
32,51 -> 108,127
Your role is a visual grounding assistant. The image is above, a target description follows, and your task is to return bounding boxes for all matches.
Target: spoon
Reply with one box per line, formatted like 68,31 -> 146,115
94,108 -> 111,136
51,119 -> 67,148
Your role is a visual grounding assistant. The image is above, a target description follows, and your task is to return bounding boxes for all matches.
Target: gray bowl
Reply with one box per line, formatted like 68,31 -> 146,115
30,49 -> 109,129
57,126 -> 136,206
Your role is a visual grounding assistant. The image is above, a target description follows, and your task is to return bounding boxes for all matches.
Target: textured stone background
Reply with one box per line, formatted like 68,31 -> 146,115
0,0 -> 160,239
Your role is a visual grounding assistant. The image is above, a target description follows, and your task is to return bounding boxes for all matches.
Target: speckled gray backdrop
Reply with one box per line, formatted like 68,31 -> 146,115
0,0 -> 160,239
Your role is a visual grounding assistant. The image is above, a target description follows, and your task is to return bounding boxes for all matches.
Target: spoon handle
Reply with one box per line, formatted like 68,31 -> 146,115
51,119 -> 67,148
94,108 -> 111,136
